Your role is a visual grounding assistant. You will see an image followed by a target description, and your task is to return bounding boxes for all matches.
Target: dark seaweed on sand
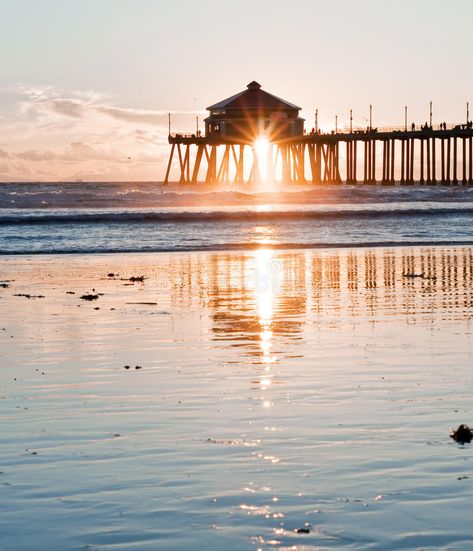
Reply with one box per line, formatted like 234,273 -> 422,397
451,424 -> 473,444
121,276 -> 146,283
80,294 -> 99,301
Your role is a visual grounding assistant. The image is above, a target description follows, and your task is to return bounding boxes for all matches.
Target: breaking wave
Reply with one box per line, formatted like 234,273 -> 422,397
2,181 -> 473,210
1,204 -> 473,226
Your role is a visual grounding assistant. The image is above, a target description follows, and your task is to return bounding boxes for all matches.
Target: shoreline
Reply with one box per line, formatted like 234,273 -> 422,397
2,239 -> 473,257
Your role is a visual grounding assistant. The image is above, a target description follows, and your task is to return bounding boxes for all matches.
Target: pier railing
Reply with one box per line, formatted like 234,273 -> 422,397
169,122 -> 473,141
331,122 -> 472,135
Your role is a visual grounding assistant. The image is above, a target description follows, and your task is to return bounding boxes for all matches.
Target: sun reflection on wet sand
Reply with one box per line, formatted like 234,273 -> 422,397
252,249 -> 281,409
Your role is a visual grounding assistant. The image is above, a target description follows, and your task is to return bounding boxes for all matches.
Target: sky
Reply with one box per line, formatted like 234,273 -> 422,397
0,0 -> 472,182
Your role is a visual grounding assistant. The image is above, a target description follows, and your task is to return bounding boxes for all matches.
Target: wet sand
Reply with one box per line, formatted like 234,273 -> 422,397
1,247 -> 473,550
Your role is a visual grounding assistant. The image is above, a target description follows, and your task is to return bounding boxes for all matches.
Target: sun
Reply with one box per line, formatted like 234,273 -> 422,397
253,136 -> 270,182
254,136 -> 269,155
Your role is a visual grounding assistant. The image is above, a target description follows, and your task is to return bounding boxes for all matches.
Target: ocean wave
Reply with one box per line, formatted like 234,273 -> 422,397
2,182 -> 473,210
1,205 -> 473,225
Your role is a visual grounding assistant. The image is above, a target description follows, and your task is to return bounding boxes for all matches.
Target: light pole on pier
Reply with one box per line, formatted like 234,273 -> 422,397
404,106 -> 408,131
369,104 -> 373,131
467,102 -> 470,124
168,113 -> 171,137
315,109 -> 318,133
335,115 -> 338,133
429,101 -> 433,128
196,116 -> 199,135
350,109 -> 353,133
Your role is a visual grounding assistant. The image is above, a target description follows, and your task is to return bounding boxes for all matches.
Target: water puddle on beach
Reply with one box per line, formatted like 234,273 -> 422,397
1,246 -> 473,549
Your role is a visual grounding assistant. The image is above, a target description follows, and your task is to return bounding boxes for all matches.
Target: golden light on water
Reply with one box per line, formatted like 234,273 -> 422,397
251,224 -> 278,246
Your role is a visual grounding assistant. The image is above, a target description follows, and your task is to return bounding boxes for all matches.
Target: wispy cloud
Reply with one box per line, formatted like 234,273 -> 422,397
96,105 -> 204,125
0,83 -> 198,181
9,83 -> 203,125
49,99 -> 87,118
96,106 -> 166,125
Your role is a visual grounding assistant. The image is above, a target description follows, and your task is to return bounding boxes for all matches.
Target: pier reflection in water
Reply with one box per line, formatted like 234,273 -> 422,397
161,245 -> 473,357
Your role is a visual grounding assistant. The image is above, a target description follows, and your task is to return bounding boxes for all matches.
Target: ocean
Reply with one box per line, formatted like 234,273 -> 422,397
2,182 -> 473,254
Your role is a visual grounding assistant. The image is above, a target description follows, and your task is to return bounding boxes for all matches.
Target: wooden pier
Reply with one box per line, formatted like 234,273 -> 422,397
164,82 -> 473,185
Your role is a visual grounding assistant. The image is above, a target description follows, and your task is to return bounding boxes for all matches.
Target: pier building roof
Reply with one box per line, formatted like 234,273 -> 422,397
206,81 -> 301,112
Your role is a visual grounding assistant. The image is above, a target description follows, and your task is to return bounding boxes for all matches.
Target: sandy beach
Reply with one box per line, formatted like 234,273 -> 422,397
1,246 -> 473,549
